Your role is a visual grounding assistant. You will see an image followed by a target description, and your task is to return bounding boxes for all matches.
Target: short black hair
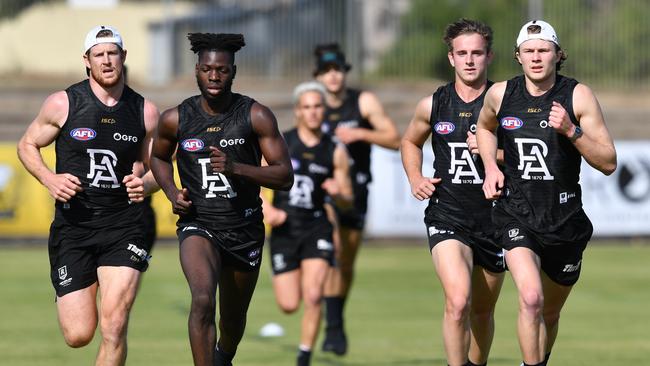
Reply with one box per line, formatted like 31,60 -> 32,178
187,33 -> 245,59
443,18 -> 493,52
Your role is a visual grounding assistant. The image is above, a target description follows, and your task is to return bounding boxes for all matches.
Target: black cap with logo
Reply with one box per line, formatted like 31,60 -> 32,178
313,45 -> 351,76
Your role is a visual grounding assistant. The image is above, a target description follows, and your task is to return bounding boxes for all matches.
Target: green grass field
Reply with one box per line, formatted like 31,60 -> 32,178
0,241 -> 648,365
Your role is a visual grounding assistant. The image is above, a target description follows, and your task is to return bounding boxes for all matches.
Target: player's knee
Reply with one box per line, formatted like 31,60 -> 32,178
220,314 -> 246,333
519,290 -> 544,314
63,330 -> 94,348
445,295 -> 470,322
190,292 -> 216,318
277,298 -> 300,314
303,288 -> 323,308
544,309 -> 561,328
99,314 -> 128,344
471,306 -> 495,324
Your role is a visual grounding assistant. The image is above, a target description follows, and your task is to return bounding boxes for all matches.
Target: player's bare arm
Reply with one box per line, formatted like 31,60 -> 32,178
126,99 -> 161,202
211,102 -> 293,190
476,81 -> 506,200
17,91 -> 83,202
322,144 -> 353,207
401,95 -> 441,201
334,91 -> 400,150
466,129 -> 504,163
151,107 -> 192,214
549,84 -> 617,175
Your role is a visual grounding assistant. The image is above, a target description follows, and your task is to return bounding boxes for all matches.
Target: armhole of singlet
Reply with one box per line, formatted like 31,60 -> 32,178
429,89 -> 440,127
63,87 -> 74,127
139,94 -> 145,133
566,82 -> 580,126
495,79 -> 515,118
175,102 -> 184,141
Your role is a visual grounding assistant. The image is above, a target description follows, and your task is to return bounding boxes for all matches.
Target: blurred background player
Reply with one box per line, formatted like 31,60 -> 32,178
16,25 -> 159,366
401,19 -> 505,366
476,20 -> 617,366
150,33 -> 293,366
313,43 -> 401,355
263,81 -> 353,366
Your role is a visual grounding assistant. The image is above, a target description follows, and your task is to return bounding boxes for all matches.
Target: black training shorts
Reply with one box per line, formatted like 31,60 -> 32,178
177,220 -> 265,272
424,218 -> 506,274
493,205 -> 593,286
269,217 -> 335,275
48,220 -> 150,297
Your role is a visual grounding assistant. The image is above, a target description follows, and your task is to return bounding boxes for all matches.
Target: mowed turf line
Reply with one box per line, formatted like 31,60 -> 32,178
0,242 -> 648,365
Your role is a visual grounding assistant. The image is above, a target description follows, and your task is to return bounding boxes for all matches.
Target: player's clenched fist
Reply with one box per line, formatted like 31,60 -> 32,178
549,101 -> 574,137
482,167 -> 504,200
172,187 -> 192,215
209,146 -> 234,174
409,175 -> 441,201
123,174 -> 145,202
466,131 -> 479,154
43,173 -> 83,202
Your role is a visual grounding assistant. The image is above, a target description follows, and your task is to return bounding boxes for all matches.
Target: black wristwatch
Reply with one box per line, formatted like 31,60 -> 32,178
569,126 -> 583,142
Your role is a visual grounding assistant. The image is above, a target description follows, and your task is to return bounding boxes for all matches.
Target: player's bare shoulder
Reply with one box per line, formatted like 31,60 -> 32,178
357,90 -> 384,113
415,94 -> 434,122
143,99 -> 160,131
483,81 -> 507,113
40,90 -> 71,128
250,101 -> 279,134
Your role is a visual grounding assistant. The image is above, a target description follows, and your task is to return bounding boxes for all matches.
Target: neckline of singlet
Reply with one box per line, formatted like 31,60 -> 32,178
292,128 -> 326,150
520,74 -> 564,102
83,79 -> 126,113
449,81 -> 489,106
193,93 -> 241,122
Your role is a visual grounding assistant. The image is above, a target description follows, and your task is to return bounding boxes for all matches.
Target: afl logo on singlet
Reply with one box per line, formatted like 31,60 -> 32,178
181,138 -> 204,152
70,128 -> 96,141
434,122 -> 455,135
501,117 -> 524,130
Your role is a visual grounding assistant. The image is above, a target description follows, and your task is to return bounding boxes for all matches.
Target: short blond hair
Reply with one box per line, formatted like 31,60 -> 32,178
292,81 -> 326,105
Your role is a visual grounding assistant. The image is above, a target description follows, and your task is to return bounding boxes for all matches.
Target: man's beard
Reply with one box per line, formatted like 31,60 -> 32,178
91,67 -> 122,88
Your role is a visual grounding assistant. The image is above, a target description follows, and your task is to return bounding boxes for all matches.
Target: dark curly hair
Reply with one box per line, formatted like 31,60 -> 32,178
187,33 -> 245,62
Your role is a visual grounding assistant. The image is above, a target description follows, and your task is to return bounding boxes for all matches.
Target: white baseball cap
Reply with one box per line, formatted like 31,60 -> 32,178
84,25 -> 123,53
516,20 -> 559,47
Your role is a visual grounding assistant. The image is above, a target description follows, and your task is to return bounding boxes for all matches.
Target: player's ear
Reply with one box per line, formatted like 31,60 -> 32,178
514,50 -> 522,65
232,65 -> 237,80
447,51 -> 455,67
